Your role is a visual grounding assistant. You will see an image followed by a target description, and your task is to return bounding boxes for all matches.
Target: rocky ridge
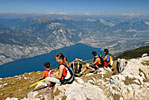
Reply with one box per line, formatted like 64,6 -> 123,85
2,56 -> 149,100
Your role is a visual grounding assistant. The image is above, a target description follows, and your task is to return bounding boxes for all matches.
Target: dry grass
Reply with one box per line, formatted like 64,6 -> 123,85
111,60 -> 119,75
0,60 -> 120,100
113,94 -> 121,100
50,88 -> 61,100
0,72 -> 43,100
141,60 -> 149,66
52,88 -> 60,96
62,96 -> 67,100
123,76 -> 140,85
143,79 -> 149,82
139,68 -> 147,79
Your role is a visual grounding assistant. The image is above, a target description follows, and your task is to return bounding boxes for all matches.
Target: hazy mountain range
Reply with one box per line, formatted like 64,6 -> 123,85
0,13 -> 149,65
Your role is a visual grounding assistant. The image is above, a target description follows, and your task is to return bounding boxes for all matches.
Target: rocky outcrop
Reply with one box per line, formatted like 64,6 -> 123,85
109,57 -> 149,100
56,82 -> 108,100
19,81 -> 108,100
5,57 -> 149,100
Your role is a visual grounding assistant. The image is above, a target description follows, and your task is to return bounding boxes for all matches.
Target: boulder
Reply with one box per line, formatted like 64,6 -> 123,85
65,82 -> 108,100
22,81 -> 108,100
109,57 -> 149,100
6,98 -> 18,100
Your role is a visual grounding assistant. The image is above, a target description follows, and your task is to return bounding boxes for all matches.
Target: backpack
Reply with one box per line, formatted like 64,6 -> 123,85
48,70 -> 55,76
60,63 -> 74,84
116,59 -> 127,73
98,55 -> 104,67
73,61 -> 80,73
109,56 -> 113,66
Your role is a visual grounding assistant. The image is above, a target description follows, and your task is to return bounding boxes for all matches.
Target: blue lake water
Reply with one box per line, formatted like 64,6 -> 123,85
0,43 -> 104,78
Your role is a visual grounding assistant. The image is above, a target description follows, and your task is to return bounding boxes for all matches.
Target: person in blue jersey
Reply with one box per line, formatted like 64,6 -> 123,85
103,49 -> 112,68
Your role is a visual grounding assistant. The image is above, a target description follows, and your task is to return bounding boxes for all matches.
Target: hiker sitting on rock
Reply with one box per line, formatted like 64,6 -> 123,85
80,51 -> 102,75
45,53 -> 74,92
103,49 -> 113,68
31,62 -> 55,91
37,62 -> 55,92
71,58 -> 82,76
40,62 -> 54,80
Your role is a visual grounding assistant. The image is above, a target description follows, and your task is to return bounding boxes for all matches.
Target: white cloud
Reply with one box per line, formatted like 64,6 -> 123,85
121,13 -> 141,17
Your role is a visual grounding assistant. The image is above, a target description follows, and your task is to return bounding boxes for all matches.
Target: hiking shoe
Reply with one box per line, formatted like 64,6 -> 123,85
96,69 -> 100,73
45,88 -> 51,93
74,73 -> 80,77
79,72 -> 84,76
93,70 -> 97,74
79,73 -> 83,77
90,69 -> 95,73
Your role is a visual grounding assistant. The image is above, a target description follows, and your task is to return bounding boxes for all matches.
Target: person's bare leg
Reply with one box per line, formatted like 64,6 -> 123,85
80,63 -> 93,75
86,65 -> 94,70
79,63 -> 88,75
86,64 -> 96,73
45,83 -> 52,92
45,84 -> 51,90
47,84 -> 51,88
80,67 -> 87,74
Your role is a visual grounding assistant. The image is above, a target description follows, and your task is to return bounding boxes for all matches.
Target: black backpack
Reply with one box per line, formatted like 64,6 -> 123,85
99,55 -> 104,67
60,63 -> 74,85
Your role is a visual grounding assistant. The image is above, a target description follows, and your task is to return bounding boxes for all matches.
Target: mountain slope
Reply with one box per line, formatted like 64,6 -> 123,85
116,46 -> 149,59
0,15 -> 149,65
0,28 -> 46,46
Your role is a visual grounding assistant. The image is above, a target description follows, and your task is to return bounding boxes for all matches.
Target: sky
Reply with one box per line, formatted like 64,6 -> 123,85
0,0 -> 149,15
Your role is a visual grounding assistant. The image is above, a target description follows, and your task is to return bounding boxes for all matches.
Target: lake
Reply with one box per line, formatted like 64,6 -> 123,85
0,43 -> 104,78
